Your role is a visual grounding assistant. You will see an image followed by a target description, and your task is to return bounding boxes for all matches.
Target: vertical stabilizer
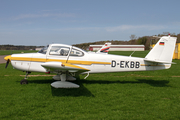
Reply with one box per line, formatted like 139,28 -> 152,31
96,43 -> 111,53
145,35 -> 177,63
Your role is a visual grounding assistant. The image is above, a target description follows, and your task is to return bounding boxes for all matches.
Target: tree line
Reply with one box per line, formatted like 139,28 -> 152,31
1,32 -> 180,50
73,32 -> 180,50
0,45 -> 44,50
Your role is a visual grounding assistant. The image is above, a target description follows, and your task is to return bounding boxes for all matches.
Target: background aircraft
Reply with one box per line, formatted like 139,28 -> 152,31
4,35 -> 177,88
96,42 -> 111,53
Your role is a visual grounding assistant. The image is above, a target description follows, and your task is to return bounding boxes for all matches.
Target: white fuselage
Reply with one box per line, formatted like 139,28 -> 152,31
10,51 -> 170,74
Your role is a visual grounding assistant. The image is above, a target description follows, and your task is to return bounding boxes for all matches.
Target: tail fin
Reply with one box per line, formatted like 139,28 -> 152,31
145,35 -> 177,63
96,43 -> 111,53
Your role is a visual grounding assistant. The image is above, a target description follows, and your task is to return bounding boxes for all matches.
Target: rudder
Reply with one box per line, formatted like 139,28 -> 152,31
145,35 -> 177,63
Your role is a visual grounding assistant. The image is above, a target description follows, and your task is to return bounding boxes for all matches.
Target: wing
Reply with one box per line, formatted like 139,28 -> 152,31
42,62 -> 90,88
41,62 -> 90,73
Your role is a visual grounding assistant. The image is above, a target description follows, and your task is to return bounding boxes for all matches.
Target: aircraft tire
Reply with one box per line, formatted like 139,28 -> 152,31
20,79 -> 28,84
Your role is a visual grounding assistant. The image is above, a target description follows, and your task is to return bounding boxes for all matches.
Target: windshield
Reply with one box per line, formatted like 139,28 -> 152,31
49,46 -> 70,56
38,45 -> 49,54
70,48 -> 84,56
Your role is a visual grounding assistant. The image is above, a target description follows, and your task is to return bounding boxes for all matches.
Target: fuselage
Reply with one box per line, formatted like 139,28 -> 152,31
5,43 -> 170,74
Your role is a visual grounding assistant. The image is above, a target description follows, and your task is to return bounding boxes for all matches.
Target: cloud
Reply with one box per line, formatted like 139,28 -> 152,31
13,13 -> 75,20
106,25 -> 166,32
51,27 -> 101,32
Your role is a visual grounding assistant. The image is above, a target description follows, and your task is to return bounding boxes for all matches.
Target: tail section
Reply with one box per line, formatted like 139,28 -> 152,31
145,35 -> 177,63
96,43 -> 111,53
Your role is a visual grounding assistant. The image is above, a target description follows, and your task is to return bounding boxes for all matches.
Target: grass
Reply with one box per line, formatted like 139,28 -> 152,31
109,51 -> 150,58
0,50 -> 180,119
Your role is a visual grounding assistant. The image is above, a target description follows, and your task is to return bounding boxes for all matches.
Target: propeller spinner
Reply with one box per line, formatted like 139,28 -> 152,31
4,55 -> 11,68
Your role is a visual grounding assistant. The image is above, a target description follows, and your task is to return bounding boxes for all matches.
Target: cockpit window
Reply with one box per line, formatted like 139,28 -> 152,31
70,48 -> 84,57
49,46 -> 70,56
38,45 -> 49,54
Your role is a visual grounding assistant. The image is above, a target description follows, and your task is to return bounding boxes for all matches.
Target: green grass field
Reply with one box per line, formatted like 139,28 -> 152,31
0,50 -> 38,55
1,51 -> 180,119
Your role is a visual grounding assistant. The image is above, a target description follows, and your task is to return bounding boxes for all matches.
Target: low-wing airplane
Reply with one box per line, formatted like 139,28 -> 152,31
4,35 -> 177,88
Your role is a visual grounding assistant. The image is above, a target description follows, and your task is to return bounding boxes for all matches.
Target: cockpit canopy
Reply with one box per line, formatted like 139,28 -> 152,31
38,44 -> 85,57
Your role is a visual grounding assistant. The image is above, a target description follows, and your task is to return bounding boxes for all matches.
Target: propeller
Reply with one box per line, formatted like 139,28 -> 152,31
5,59 -> 10,68
4,55 -> 11,68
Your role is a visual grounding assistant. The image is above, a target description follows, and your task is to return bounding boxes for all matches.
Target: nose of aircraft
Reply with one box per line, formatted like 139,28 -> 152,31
4,55 -> 12,61
4,55 -> 12,68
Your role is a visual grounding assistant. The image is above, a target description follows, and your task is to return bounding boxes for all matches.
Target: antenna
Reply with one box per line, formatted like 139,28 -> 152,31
129,48 -> 138,57
129,51 -> 135,57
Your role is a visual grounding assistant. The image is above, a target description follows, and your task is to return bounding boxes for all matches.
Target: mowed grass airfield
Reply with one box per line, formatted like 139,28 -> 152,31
1,50 -> 180,119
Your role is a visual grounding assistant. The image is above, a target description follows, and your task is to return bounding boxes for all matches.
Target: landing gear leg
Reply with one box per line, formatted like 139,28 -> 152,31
20,71 -> 31,84
60,73 -> 66,82
51,72 -> 79,88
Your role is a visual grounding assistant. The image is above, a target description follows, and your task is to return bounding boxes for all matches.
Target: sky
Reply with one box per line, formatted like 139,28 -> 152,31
1,0 -> 180,46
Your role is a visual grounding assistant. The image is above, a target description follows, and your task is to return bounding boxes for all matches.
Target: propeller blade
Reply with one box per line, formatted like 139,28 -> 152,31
5,59 -> 10,68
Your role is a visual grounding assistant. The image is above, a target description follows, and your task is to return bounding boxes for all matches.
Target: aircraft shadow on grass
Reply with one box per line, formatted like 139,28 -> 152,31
136,79 -> 170,87
24,79 -> 94,97
17,78 -> 170,97
79,78 -> 170,87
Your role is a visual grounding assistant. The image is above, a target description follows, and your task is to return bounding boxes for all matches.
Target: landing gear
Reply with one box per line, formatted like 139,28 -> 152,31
52,73 -> 76,81
51,72 -> 79,88
20,71 -> 31,85
20,79 -> 28,84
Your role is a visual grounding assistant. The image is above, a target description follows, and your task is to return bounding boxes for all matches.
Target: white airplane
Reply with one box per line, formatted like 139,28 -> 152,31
96,42 -> 111,53
4,35 -> 177,88
88,42 -> 111,54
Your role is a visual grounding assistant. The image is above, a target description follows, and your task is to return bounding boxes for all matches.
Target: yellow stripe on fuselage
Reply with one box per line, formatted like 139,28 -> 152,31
66,60 -> 110,65
10,57 -> 32,61
10,57 -> 111,65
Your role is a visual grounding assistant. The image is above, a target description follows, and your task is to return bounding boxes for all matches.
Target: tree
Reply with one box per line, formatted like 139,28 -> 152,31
177,34 -> 180,43
130,34 -> 137,40
137,37 -> 147,45
163,32 -> 170,35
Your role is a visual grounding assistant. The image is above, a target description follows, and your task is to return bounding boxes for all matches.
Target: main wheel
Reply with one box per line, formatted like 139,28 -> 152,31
20,79 -> 28,84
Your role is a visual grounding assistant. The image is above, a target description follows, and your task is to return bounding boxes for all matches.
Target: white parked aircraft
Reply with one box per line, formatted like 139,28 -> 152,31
4,35 -> 177,88
96,42 -> 111,53
88,42 -> 111,54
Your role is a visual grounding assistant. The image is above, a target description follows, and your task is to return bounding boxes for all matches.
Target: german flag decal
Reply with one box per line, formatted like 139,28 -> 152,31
159,42 -> 164,45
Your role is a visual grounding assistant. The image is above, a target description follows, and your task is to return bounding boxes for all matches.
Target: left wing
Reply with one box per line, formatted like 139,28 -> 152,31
41,62 -> 90,73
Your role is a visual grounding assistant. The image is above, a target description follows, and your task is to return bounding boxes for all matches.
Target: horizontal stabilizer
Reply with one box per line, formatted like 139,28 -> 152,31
144,59 -> 176,64
51,81 -> 79,88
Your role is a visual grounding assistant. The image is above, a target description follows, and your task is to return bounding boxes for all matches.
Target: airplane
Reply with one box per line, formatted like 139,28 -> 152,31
96,42 -> 111,53
4,35 -> 177,88
87,42 -> 111,54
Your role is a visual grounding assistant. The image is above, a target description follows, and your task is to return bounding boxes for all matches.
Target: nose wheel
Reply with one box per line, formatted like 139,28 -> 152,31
20,71 -> 31,85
